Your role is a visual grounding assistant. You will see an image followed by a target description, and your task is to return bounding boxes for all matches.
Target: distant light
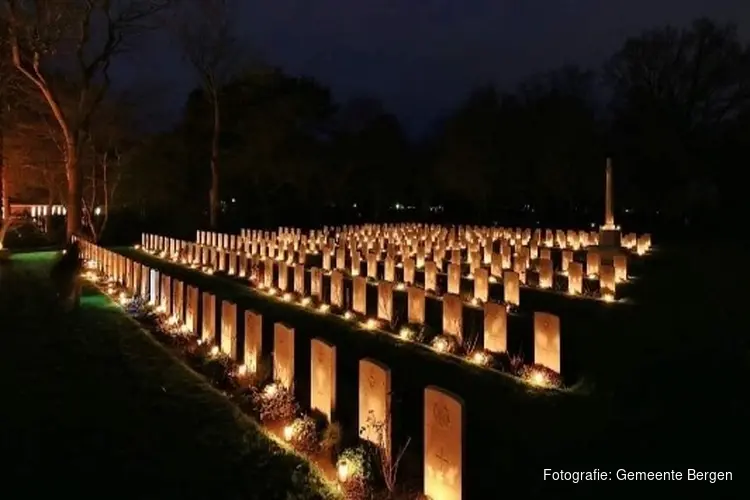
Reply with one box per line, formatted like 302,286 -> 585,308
231,198 -> 236,203
94,207 -> 102,216
352,203 -> 357,208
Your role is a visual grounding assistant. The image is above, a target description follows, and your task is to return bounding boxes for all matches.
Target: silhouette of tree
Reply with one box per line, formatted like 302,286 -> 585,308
605,18 -> 750,216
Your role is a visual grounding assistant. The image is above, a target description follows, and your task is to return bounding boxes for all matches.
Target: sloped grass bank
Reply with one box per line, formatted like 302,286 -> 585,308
0,252 -> 337,500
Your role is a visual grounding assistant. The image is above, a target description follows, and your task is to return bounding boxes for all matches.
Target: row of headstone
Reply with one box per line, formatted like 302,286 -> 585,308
81,239 -> 466,500
200,224 -> 637,294
145,227 -> 622,304
140,235 -> 563,372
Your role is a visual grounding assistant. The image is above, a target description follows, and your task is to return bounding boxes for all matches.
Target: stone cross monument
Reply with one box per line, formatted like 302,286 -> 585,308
604,157 -> 614,229
598,158 -> 621,260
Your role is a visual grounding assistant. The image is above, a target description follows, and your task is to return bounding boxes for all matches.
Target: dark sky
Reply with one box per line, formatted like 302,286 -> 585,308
115,0 -> 750,134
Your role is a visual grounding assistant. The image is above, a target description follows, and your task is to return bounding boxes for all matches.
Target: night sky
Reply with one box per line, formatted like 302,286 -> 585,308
116,0 -> 750,134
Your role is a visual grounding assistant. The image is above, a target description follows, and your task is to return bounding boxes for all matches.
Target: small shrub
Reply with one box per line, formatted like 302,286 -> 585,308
202,355 -> 236,390
320,420 -> 342,456
252,382 -> 299,423
125,296 -> 150,317
183,341 -> 210,369
285,415 -> 319,455
396,323 -> 430,344
430,334 -> 460,354
244,354 -> 273,389
492,351 -> 524,375
336,446 -> 372,500
518,364 -> 562,388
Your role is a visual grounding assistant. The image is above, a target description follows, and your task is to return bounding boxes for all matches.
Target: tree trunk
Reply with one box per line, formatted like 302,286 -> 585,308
0,95 -> 6,223
209,91 -> 221,229
1,170 -> 7,220
45,195 -> 52,234
66,148 -> 82,241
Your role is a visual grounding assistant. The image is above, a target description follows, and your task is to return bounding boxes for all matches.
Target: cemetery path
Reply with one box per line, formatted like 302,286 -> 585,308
0,252 -> 336,500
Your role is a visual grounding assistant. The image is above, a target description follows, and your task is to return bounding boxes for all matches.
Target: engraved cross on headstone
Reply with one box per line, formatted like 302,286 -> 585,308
435,446 -> 450,474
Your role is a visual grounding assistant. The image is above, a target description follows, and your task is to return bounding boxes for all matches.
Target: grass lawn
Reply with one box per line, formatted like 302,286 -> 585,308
114,240 -> 748,496
0,252 -> 337,500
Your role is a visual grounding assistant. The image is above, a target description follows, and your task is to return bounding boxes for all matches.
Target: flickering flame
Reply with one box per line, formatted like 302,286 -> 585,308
283,424 -> 295,441
318,303 -> 330,313
528,369 -> 549,387
344,311 -> 353,320
282,292 -> 292,302
399,327 -> 414,340
210,345 -> 220,356
263,383 -> 279,399
433,337 -> 448,352
470,351 -> 491,366
395,282 -> 405,291
237,364 -> 247,376
363,318 -> 378,330
337,462 -> 350,483
268,287 -> 278,296
602,292 -> 615,303
300,297 -> 311,307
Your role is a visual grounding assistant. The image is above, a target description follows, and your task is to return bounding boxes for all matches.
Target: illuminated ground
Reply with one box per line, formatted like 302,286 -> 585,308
0,252 -> 336,500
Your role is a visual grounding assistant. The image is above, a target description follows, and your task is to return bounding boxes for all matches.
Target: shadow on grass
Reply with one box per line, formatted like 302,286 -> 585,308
0,252 -> 338,500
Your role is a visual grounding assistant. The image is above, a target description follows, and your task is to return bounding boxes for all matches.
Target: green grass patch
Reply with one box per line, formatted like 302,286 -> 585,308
0,252 -> 339,500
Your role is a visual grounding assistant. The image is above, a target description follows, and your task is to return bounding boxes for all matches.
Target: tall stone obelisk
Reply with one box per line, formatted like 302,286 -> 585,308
604,158 -> 614,229
599,157 -> 621,260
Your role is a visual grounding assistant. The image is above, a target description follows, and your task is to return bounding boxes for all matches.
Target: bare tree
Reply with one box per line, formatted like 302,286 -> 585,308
81,90 -> 138,241
178,0 -> 240,229
0,21 -> 24,248
3,0 -> 172,240
362,398 -> 411,495
82,147 -> 121,241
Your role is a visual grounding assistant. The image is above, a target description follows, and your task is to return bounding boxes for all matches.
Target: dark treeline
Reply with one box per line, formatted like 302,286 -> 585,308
126,18 -> 747,239
4,15 -> 748,243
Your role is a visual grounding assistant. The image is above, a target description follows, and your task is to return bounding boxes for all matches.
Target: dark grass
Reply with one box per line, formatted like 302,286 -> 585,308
116,242 -> 749,496
0,252 -> 338,500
